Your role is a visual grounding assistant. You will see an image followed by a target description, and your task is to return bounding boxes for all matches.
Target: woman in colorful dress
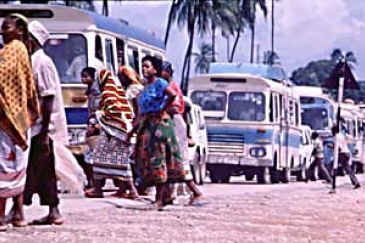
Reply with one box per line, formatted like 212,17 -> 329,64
126,55 -> 200,211
0,13 -> 39,230
85,69 -> 138,199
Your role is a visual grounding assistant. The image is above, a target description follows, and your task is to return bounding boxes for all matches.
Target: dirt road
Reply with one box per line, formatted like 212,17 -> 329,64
2,175 -> 365,243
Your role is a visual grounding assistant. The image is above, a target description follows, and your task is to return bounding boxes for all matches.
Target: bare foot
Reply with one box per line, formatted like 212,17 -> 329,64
189,193 -> 203,206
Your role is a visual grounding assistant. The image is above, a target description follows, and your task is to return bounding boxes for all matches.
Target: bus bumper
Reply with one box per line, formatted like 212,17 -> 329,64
208,154 -> 272,167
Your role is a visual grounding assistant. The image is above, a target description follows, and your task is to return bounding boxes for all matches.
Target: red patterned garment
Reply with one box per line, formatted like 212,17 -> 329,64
98,69 -> 133,134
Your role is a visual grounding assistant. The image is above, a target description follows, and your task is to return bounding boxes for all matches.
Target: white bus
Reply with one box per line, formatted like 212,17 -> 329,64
188,63 -> 302,184
0,4 -> 166,154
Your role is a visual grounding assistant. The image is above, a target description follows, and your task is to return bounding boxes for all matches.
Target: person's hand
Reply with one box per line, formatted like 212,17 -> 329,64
38,134 -> 51,158
86,126 -> 96,137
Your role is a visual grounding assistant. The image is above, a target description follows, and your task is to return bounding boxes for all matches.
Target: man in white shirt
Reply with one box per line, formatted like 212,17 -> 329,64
23,21 -> 67,225
332,125 -> 361,189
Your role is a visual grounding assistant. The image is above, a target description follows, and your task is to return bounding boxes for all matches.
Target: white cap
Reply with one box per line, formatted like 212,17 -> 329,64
28,21 -> 49,46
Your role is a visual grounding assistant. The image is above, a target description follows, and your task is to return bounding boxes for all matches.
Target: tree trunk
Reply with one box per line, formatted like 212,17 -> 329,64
271,0 -> 274,55
102,0 -> 109,16
164,0 -> 176,46
181,25 -> 195,95
211,22 -> 216,62
229,31 -> 241,62
250,25 -> 255,63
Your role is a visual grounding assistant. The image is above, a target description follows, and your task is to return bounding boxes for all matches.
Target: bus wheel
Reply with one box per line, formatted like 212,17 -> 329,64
281,167 -> 291,183
297,159 -> 307,181
209,165 -> 229,183
270,155 -> 280,184
199,153 -> 207,185
257,167 -> 270,184
191,152 -> 201,185
245,174 -> 255,181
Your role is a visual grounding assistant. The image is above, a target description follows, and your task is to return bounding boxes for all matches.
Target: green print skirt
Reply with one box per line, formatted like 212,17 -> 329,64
135,118 -> 187,187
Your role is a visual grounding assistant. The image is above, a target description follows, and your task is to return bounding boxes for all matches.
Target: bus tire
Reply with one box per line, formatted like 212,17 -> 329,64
296,159 -> 307,182
209,165 -> 229,183
281,167 -> 291,183
245,174 -> 255,181
257,167 -> 270,184
270,155 -> 280,184
199,153 -> 207,185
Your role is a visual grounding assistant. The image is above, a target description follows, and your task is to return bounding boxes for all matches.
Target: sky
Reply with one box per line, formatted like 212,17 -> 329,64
92,0 -> 365,81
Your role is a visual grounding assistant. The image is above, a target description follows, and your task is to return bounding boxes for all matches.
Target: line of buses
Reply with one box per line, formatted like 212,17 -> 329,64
188,63 -> 365,184
1,4 -> 364,185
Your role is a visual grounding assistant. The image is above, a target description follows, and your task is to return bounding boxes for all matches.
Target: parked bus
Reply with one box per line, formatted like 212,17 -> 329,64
188,63 -> 302,184
0,4 -> 165,154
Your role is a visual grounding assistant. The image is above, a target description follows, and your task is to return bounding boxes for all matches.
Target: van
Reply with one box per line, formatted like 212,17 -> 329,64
183,97 -> 209,185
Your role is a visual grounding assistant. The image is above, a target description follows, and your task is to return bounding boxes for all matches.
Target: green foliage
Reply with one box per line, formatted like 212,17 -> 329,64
291,48 -> 365,103
193,42 -> 215,74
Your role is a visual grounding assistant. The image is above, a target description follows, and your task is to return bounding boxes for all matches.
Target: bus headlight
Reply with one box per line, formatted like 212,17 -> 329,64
68,128 -> 86,144
249,147 -> 266,158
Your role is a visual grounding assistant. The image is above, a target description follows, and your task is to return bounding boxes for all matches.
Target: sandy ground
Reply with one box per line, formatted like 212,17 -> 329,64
2,175 -> 365,243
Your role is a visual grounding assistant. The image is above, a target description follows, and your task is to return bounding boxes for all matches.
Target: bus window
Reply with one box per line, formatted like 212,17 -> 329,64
227,92 -> 266,121
105,38 -> 115,74
155,54 -> 163,61
127,46 -> 140,73
44,34 -> 87,83
269,94 -> 275,122
116,39 -> 125,66
295,102 -> 300,126
95,35 -> 104,64
142,50 -> 151,57
191,91 -> 226,112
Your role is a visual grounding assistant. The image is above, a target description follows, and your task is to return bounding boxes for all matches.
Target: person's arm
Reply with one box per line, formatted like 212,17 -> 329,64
163,85 -> 176,112
37,61 -> 57,144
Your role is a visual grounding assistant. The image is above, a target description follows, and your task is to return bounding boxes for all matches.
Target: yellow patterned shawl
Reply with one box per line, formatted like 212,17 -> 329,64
0,39 -> 39,150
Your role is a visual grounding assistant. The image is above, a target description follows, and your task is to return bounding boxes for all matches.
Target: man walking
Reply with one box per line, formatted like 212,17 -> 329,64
332,126 -> 361,189
306,132 -> 332,183
23,20 -> 68,225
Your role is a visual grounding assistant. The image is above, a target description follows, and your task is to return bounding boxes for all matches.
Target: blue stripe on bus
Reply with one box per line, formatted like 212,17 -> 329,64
84,11 -> 165,50
207,126 -> 300,148
65,107 -> 88,125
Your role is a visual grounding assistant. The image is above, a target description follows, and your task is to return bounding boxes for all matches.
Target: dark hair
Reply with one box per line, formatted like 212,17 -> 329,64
142,55 -> 162,77
331,125 -> 339,135
162,61 -> 173,75
7,14 -> 29,44
311,132 -> 319,139
81,67 -> 96,80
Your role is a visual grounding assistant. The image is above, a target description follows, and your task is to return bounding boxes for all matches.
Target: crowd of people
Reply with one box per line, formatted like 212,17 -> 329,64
0,13 -> 202,232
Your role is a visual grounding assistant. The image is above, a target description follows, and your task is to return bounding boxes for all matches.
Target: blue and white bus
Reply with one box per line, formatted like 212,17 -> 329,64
188,63 -> 302,184
0,4 -> 166,154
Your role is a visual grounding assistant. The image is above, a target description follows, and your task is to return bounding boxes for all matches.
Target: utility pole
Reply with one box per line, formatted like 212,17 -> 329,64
256,44 -> 260,63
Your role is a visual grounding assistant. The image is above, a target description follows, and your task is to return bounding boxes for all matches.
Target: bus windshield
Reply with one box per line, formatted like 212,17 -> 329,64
44,34 -> 87,84
301,107 -> 329,130
227,92 -> 266,121
190,91 -> 227,119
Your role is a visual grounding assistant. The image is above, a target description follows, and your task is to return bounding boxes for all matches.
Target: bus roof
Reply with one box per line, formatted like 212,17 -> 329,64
189,73 -> 291,93
0,4 -> 165,50
209,62 -> 288,81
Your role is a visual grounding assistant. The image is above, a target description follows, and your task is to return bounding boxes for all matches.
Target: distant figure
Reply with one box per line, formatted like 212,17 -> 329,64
331,125 -> 361,189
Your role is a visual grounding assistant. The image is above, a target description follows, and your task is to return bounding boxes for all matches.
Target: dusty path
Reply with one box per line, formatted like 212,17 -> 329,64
2,175 -> 365,243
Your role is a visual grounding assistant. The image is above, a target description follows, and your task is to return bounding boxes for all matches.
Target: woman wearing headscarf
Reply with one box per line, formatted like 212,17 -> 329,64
0,14 -> 39,231
117,65 -> 146,193
85,69 -> 138,199
126,55 -> 196,211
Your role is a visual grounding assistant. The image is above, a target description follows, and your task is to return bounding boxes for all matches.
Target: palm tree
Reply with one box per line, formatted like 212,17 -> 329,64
164,0 -> 179,46
244,0 -> 268,63
209,0 -> 237,62
193,42 -> 215,74
228,0 -> 246,62
262,50 -> 279,65
330,48 -> 357,68
168,0 -> 213,94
